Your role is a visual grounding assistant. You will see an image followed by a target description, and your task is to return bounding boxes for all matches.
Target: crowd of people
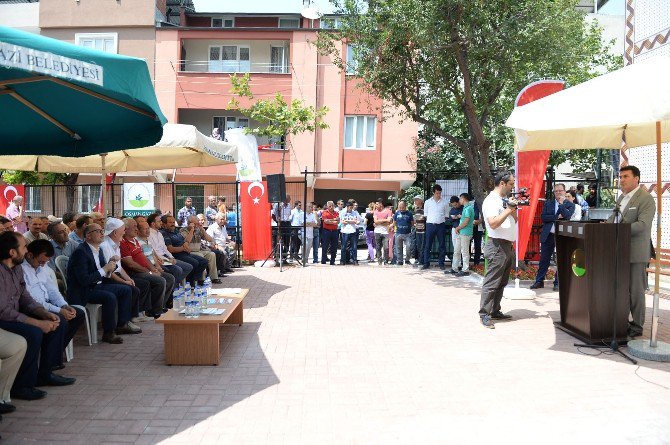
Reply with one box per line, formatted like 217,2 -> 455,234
0,195 -> 237,421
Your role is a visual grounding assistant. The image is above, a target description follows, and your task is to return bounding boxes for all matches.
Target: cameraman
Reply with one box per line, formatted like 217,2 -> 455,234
478,172 -> 518,329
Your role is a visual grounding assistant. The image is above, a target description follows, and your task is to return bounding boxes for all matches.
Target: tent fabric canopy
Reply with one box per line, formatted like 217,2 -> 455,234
0,124 -> 238,173
0,25 -> 166,156
505,56 -> 670,151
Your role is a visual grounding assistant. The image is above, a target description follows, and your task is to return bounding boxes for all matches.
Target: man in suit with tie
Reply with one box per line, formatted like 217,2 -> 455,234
531,183 -> 575,291
607,165 -> 655,338
66,224 -> 135,344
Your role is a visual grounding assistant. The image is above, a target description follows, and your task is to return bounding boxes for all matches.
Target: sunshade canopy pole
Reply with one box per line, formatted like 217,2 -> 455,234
652,122 -> 662,347
100,153 -> 107,216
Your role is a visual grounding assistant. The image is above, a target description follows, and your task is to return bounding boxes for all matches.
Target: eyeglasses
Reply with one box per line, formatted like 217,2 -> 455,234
90,229 -> 104,234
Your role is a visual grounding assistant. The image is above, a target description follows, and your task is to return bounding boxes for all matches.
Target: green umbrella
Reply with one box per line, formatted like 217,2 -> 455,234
0,26 -> 166,156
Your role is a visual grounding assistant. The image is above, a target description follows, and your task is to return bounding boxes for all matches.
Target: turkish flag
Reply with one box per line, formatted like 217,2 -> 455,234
240,181 -> 272,261
0,184 -> 25,217
515,80 -> 565,261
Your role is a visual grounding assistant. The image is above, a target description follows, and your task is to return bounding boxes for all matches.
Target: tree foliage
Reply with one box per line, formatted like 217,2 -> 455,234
228,73 -> 329,173
318,0 -> 621,204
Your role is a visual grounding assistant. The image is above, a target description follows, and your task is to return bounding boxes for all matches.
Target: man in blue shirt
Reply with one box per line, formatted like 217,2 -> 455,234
339,201 -> 360,265
393,200 -> 414,265
159,215 -> 208,287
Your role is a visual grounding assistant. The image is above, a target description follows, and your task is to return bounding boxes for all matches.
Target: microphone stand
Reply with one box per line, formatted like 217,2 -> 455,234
573,201 -> 637,364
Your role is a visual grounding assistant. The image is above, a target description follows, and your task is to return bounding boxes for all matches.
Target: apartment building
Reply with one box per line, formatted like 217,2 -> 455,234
153,2 -> 418,204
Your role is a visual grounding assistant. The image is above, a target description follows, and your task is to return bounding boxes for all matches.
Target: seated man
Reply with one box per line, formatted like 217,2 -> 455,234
66,224 -> 136,344
0,329 -> 27,415
101,219 -> 150,325
46,222 -> 78,293
181,216 -> 221,284
120,218 -> 173,318
68,215 -> 91,246
206,212 -> 235,274
145,213 -> 191,286
0,232 -> 75,401
0,217 -> 14,234
160,215 -> 208,287
23,218 -> 48,243
22,239 -> 85,369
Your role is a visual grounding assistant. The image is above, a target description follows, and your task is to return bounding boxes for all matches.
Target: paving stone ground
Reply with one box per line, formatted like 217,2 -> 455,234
2,257 -> 670,444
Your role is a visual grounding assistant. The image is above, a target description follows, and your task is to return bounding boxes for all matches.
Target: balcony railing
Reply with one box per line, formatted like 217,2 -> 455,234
179,60 -> 290,74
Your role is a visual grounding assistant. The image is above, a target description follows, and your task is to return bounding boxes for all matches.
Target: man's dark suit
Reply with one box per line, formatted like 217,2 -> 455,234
533,198 -> 576,286
66,242 -> 132,336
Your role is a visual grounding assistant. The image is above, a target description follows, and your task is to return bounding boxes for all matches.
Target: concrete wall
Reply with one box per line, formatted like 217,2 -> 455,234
40,0 -> 155,28
0,2 -> 40,33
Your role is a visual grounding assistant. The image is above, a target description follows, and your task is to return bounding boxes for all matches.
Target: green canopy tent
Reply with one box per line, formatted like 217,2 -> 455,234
0,26 -> 166,156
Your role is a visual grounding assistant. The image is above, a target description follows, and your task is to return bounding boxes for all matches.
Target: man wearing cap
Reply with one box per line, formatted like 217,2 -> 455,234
340,201 -> 359,265
422,184 -> 449,270
67,223 -> 135,343
101,218 -> 149,326
412,196 -> 426,266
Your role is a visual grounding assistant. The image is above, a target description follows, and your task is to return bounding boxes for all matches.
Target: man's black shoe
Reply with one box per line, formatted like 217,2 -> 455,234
421,265 -> 430,270
552,285 -> 559,292
211,279 -> 222,284
52,363 -> 65,371
529,282 -> 544,289
224,268 -> 234,273
11,387 -> 47,401
627,330 -> 643,338
438,265 -> 446,270
36,373 -> 76,387
0,403 -> 16,414
491,311 -> 513,320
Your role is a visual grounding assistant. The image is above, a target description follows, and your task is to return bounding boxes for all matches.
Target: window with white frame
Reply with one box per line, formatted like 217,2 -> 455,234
25,187 -> 41,212
346,44 -> 359,75
212,17 -> 234,28
344,115 -> 376,150
278,18 -> 300,28
208,45 -> 250,73
75,33 -> 118,54
270,45 -> 288,73
213,116 -> 249,139
320,17 -> 342,29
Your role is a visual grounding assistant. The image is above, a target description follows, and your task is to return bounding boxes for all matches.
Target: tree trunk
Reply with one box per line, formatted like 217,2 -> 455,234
463,143 -> 494,211
64,173 -> 79,213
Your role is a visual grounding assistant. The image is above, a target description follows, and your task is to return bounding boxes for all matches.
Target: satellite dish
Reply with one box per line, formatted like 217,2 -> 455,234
301,7 -> 322,20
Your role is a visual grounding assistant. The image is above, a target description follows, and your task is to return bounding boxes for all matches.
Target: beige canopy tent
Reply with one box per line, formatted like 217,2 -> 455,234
505,56 -> 670,360
0,123 -> 238,211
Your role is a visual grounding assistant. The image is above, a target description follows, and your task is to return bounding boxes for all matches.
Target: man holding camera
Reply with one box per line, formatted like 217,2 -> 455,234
530,183 -> 575,291
479,172 -> 519,329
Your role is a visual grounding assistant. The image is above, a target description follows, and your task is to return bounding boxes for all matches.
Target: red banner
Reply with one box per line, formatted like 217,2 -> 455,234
0,184 -> 25,217
93,173 -> 115,214
240,181 -> 272,261
515,80 -> 565,261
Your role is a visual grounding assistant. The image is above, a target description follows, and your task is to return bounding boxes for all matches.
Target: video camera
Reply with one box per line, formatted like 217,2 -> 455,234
502,187 -> 531,208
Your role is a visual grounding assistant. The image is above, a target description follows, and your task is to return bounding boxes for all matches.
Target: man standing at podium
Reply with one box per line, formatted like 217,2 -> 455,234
479,172 -> 518,329
530,183 -> 575,292
607,165 -> 655,338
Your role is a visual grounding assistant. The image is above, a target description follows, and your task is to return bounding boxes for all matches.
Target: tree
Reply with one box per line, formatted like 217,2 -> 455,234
317,0 -> 620,204
228,73 -> 329,174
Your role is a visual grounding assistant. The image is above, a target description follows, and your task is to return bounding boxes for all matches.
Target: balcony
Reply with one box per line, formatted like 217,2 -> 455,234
180,39 -> 290,74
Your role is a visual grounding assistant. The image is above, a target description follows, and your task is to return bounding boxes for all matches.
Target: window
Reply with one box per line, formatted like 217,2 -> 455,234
75,33 -> 118,54
212,17 -> 234,28
25,187 -> 41,212
346,44 -> 359,75
279,18 -> 300,28
344,115 -> 376,150
213,116 -> 250,139
78,185 -> 101,213
320,17 -> 342,29
270,45 -> 288,73
208,45 -> 250,72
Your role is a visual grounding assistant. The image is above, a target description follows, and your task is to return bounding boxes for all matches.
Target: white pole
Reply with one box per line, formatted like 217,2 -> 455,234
100,153 -> 107,215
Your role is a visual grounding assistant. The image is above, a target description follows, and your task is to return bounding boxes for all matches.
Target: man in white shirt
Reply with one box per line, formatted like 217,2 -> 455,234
479,171 -> 519,329
289,201 -> 304,260
421,184 -> 449,270
146,213 -> 192,286
22,240 -> 85,368
340,201 -> 360,265
206,213 -> 235,274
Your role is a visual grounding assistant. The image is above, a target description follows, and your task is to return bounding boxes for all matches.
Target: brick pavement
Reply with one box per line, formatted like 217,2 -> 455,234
1,261 -> 670,444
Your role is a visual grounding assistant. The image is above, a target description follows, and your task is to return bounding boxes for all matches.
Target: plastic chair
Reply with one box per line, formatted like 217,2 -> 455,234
55,255 -> 99,345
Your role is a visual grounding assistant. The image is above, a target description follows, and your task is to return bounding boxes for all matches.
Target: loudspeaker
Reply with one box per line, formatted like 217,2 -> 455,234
266,174 -> 286,203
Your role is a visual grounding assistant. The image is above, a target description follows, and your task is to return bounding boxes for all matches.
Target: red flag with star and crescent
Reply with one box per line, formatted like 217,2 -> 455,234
240,181 -> 272,261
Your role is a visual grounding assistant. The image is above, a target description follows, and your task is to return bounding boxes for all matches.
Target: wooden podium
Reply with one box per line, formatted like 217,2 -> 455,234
555,221 -> 631,344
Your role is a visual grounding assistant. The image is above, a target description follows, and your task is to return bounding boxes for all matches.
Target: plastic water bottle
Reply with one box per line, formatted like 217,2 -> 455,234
193,286 -> 201,318
173,285 -> 183,312
184,282 -> 191,297
202,277 -> 211,309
